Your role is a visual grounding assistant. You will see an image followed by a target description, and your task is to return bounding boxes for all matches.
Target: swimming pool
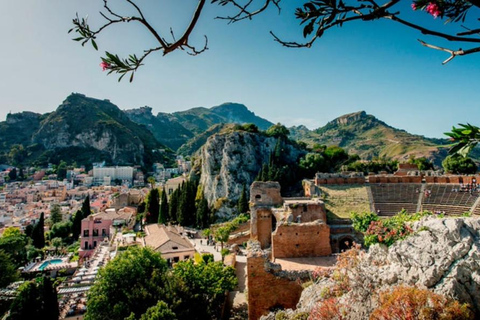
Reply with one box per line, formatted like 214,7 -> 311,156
38,259 -> 63,271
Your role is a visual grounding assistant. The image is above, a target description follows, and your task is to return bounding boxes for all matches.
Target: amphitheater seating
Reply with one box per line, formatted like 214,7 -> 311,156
422,184 -> 478,207
370,184 -> 421,204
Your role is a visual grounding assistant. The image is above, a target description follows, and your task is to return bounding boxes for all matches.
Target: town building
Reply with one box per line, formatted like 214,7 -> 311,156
143,224 -> 195,264
92,166 -> 134,185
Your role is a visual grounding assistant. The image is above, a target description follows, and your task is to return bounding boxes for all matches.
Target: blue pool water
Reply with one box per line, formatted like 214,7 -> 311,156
38,259 -> 63,271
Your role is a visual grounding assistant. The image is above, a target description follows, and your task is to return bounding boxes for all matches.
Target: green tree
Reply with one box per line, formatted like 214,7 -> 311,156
32,212 -> 45,249
0,227 -> 28,266
8,168 -> 17,181
8,277 -> 58,320
49,204 -> 62,225
8,144 -> 27,166
147,176 -> 156,189
408,156 -> 434,171
51,237 -> 63,254
138,301 -> 176,320
172,259 -> 238,319
56,160 -> 68,180
145,188 -> 160,224
71,209 -> 83,240
49,220 -> 73,241
158,188 -> 169,225
446,123 -> 480,157
81,195 -> 92,219
237,184 -> 249,214
168,188 -> 180,223
214,227 -> 230,251
0,250 -> 19,288
265,123 -> 290,138
195,193 -> 210,229
442,154 -> 478,174
85,246 -> 172,320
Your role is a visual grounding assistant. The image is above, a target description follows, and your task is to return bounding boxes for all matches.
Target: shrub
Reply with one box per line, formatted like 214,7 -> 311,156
370,285 -> 473,320
350,211 -> 379,233
309,298 -> 345,320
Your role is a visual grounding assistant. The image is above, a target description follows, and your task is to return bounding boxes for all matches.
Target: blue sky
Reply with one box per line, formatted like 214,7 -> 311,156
0,1 -> 479,138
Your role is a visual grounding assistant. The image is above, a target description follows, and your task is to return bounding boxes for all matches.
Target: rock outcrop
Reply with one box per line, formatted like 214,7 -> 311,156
262,217 -> 480,319
199,130 -> 302,218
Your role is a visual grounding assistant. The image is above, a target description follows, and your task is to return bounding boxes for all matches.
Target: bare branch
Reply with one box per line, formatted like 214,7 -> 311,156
215,0 -> 281,23
418,39 -> 480,64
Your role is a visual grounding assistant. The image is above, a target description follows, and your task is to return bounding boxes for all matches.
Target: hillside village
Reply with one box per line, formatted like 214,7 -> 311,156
0,96 -> 479,320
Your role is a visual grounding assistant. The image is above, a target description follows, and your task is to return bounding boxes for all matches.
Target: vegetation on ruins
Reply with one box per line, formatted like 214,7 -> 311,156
70,1 -> 480,81
351,210 -> 433,247
85,246 -> 237,320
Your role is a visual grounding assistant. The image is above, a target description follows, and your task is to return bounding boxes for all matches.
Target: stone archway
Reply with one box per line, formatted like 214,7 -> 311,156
338,236 -> 354,252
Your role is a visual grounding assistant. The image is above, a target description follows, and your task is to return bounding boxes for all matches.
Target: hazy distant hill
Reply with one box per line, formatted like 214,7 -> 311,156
124,106 -> 194,151
126,102 -> 273,151
289,111 -> 453,166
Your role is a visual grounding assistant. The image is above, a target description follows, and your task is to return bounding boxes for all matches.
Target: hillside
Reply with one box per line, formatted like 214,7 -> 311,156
0,94 -> 173,169
124,106 -> 194,150
127,102 -> 273,151
290,111 -> 452,167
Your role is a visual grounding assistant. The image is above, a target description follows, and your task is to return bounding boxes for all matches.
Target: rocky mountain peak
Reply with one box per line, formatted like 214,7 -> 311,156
333,110 -> 368,125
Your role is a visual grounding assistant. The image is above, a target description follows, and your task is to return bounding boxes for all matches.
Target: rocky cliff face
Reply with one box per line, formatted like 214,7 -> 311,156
199,130 -> 302,218
32,93 -> 162,166
263,217 -> 480,319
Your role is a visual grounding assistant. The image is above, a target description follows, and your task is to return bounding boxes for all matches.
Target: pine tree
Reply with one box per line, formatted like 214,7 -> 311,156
32,212 -> 45,249
145,188 -> 160,224
81,195 -> 91,219
158,188 -> 169,224
237,184 -> 249,214
50,204 -> 62,225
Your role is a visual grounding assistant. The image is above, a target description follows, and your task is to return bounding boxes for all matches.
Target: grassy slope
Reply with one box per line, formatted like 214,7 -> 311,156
319,185 -> 371,220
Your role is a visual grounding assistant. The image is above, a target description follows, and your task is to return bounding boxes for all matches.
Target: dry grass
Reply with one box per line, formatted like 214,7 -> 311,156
320,185 -> 370,220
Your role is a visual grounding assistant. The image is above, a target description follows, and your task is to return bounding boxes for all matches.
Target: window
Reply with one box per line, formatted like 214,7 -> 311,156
172,246 -> 178,250
84,241 -> 88,249
93,241 -> 97,248
93,229 -> 99,237
102,229 -> 107,236
83,230 -> 89,237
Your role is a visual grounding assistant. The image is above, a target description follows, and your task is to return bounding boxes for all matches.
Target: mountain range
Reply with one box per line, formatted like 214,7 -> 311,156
0,93 -> 473,169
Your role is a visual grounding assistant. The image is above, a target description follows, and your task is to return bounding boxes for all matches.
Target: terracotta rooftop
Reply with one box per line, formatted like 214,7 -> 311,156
144,224 -> 194,253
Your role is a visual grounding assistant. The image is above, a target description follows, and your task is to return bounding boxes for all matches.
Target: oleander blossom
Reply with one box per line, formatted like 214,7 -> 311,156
100,61 -> 111,71
411,3 -> 417,10
426,2 -> 441,18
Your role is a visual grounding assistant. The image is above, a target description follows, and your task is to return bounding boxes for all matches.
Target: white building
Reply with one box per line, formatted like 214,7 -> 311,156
93,166 -> 134,185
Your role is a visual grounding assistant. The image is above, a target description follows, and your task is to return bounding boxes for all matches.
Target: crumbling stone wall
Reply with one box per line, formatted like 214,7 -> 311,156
247,243 -> 307,320
272,221 -> 331,259
284,201 -> 326,223
250,182 -> 283,249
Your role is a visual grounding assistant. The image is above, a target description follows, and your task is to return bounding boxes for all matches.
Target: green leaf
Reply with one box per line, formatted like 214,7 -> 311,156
91,39 -> 98,51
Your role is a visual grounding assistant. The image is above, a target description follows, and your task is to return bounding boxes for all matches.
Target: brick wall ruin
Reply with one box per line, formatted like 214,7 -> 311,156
247,242 -> 309,320
272,221 -> 331,259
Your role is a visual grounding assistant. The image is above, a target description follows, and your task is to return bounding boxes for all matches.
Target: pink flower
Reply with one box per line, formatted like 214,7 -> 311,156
100,61 -> 110,71
426,2 -> 441,18
411,3 -> 417,10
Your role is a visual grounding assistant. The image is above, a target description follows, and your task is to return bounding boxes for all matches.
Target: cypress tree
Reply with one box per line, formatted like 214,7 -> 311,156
195,194 -> 210,229
32,212 -> 45,249
81,195 -> 91,219
177,182 -> 187,226
145,188 -> 160,224
237,184 -> 249,214
41,276 -> 59,320
261,163 -> 269,181
168,189 -> 179,223
158,188 -> 169,224
71,210 -> 83,240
